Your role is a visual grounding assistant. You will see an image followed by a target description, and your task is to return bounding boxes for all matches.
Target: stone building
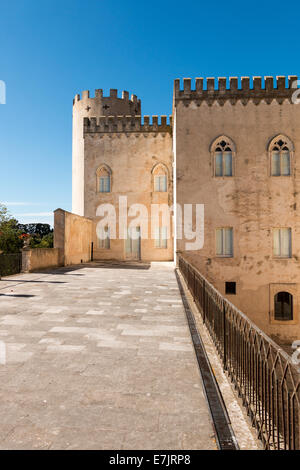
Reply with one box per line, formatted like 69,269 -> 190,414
174,76 -> 300,344
70,76 -> 300,344
72,89 -> 173,262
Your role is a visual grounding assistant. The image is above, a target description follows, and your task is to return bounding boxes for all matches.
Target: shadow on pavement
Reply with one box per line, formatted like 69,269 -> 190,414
0,293 -> 35,298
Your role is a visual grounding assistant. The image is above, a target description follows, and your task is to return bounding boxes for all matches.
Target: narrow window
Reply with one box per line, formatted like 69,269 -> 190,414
270,138 -> 292,176
216,228 -> 233,257
96,165 -> 112,193
98,226 -> 110,249
273,228 -> 291,258
99,175 -> 110,193
154,174 -> 167,192
155,226 -> 168,248
225,282 -> 236,295
213,139 -> 233,177
274,292 -> 293,321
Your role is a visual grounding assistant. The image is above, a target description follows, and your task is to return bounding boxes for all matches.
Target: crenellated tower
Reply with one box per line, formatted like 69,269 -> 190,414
72,89 -> 141,215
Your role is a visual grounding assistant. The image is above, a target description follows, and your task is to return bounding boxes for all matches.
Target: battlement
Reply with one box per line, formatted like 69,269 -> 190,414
174,76 -> 298,105
83,115 -> 172,134
73,89 -> 141,107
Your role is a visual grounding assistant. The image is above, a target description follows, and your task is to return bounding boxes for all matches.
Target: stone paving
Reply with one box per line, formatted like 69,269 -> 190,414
0,261 -> 216,450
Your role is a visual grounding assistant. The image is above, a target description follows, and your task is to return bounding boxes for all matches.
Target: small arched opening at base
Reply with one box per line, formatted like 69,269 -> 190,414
274,291 -> 293,321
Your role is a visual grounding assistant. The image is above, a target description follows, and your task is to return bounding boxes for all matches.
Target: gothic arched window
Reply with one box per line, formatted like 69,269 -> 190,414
96,164 -> 112,193
211,136 -> 235,177
152,163 -> 168,192
274,291 -> 293,321
269,135 -> 293,176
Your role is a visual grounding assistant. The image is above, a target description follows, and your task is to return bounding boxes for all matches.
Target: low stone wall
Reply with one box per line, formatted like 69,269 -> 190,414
22,248 -> 60,272
54,209 -> 93,266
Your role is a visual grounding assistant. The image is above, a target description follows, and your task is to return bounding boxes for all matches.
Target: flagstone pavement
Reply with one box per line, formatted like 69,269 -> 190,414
0,261 -> 217,450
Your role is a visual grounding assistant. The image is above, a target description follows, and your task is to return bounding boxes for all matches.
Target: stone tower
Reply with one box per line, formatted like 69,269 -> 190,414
72,89 -> 141,215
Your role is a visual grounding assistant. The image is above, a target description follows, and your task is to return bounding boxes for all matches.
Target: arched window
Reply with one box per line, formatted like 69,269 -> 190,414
96,164 -> 111,193
152,163 -> 168,192
269,135 -> 293,176
274,291 -> 293,321
211,136 -> 235,177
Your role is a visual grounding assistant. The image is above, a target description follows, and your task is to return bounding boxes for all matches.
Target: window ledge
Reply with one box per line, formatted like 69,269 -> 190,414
214,176 -> 234,179
270,319 -> 297,325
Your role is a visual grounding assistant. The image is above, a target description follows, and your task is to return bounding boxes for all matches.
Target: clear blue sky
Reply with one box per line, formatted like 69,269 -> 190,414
0,0 -> 299,227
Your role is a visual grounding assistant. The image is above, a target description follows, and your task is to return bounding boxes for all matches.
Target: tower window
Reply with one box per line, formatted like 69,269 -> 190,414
96,165 -> 112,193
152,163 -> 168,192
154,175 -> 167,192
225,282 -> 236,295
99,175 -> 111,193
274,291 -> 293,321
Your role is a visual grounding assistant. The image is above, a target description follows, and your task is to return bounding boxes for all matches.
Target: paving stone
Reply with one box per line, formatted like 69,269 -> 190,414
0,262 -> 215,450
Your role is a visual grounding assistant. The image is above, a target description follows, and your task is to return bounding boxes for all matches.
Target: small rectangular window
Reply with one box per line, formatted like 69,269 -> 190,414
216,228 -> 233,257
273,228 -> 291,258
98,227 -> 110,249
274,291 -> 293,321
225,282 -> 236,295
99,176 -> 110,193
154,226 -> 168,248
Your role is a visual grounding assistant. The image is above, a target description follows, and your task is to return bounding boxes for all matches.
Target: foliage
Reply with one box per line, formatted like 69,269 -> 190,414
0,203 -> 54,253
0,203 -> 10,224
18,223 -> 52,237
29,232 -> 53,249
0,217 -> 24,253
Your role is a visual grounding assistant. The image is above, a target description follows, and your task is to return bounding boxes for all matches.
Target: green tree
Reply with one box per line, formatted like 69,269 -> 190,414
30,232 -> 53,249
0,203 -> 10,224
0,203 -> 54,253
18,223 -> 52,237
0,211 -> 24,253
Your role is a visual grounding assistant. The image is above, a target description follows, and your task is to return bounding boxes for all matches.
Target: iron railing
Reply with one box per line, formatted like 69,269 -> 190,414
0,253 -> 22,277
178,254 -> 300,450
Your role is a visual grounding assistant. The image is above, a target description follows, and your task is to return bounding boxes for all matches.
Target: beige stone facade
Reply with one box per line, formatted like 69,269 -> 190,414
70,76 -> 300,343
54,209 -> 93,266
174,76 -> 300,344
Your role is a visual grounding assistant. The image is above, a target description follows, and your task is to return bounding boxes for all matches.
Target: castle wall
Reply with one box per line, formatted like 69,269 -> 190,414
83,116 -> 173,261
54,208 -> 93,266
175,76 -> 300,344
21,248 -> 61,272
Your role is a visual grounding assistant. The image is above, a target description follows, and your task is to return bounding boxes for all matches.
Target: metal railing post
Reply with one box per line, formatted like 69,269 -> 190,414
223,299 -> 227,371
203,278 -> 206,324
193,269 -> 195,301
